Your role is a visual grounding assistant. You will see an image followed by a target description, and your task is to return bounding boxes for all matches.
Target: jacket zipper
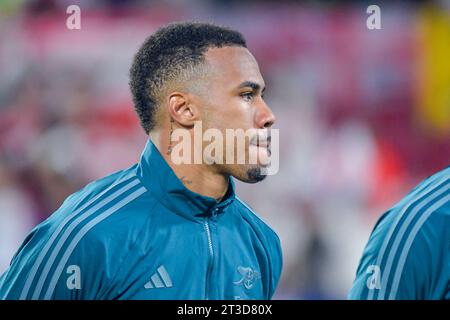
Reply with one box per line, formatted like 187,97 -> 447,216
204,217 -> 214,300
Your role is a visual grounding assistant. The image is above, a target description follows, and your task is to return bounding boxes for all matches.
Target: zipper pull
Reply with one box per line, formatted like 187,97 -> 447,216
211,207 -> 219,220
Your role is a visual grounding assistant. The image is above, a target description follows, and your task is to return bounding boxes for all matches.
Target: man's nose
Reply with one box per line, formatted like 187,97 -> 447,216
255,100 -> 276,129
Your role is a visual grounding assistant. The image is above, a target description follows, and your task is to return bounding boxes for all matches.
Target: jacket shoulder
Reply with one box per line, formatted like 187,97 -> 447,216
0,165 -> 156,299
349,166 -> 450,300
235,197 -> 280,243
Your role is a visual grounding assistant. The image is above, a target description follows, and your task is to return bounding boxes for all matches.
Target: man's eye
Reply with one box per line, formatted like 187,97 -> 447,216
241,92 -> 253,101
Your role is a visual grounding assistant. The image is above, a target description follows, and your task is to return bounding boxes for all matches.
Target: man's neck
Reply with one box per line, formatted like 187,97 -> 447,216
149,131 -> 229,201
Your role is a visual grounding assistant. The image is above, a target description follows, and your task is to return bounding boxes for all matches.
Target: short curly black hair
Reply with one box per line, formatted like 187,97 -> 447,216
129,21 -> 247,134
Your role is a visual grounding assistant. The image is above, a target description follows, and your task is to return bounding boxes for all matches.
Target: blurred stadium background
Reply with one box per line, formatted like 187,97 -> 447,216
1,0 -> 449,299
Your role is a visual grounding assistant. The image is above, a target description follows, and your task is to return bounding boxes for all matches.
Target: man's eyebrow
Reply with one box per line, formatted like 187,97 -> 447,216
237,81 -> 265,92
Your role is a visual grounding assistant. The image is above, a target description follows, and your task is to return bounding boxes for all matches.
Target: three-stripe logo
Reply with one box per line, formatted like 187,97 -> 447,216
144,265 -> 173,289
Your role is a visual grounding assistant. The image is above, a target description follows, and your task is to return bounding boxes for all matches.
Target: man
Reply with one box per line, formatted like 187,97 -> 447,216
0,22 -> 282,300
349,166 -> 450,299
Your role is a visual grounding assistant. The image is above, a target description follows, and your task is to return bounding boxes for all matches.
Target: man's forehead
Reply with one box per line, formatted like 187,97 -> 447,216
203,46 -> 264,86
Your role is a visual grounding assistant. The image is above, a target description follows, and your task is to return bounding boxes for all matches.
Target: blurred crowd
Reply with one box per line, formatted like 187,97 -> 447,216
0,0 -> 449,299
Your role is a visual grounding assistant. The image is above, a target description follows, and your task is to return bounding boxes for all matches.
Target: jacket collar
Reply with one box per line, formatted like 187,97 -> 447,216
136,139 -> 235,221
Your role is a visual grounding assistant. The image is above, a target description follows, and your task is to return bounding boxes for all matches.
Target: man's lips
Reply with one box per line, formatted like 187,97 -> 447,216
250,141 -> 269,148
250,136 -> 271,148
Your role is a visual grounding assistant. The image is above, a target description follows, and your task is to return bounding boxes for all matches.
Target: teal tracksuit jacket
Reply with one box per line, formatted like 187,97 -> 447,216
0,139 -> 282,300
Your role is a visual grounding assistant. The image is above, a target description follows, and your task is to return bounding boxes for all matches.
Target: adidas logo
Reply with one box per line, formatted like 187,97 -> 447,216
144,265 -> 173,289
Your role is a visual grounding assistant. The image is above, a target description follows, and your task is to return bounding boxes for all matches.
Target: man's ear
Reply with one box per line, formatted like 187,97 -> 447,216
167,92 -> 200,127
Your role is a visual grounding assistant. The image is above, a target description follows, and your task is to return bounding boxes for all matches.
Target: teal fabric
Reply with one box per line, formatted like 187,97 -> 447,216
349,166 -> 450,300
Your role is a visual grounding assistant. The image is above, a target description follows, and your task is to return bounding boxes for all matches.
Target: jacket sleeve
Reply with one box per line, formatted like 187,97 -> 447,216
349,208 -> 445,300
268,231 -> 283,299
0,224 -> 110,300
